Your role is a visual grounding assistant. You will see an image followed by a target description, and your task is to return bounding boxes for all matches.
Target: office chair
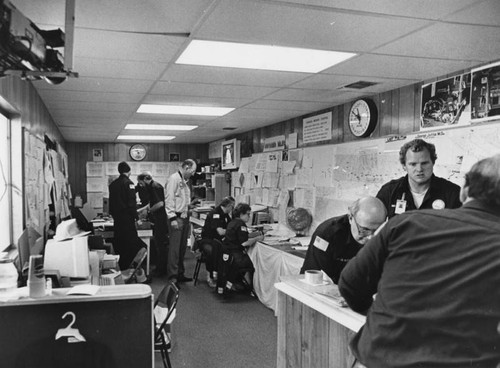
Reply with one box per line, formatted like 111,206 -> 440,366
122,247 -> 147,284
154,281 -> 180,368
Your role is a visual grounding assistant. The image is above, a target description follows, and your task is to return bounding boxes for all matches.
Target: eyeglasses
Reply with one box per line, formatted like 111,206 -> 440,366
349,213 -> 377,238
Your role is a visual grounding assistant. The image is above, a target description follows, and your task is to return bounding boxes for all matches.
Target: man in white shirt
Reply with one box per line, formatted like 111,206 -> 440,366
165,159 -> 197,286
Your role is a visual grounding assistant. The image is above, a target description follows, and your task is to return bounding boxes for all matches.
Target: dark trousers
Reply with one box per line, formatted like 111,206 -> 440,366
166,217 -> 190,281
151,210 -> 169,274
199,239 -> 222,278
113,213 -> 141,270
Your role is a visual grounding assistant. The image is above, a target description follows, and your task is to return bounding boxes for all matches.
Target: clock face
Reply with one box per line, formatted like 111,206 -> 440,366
349,99 -> 377,138
129,144 -> 147,161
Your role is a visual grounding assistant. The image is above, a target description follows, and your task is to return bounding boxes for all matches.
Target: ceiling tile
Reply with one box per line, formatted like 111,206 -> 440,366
150,81 -> 278,100
36,90 -> 144,104
322,54 -> 480,80
160,64 -> 310,87
272,0 -> 478,20
195,0 -> 431,52
375,23 -> 500,62
74,57 -> 167,80
444,0 -> 500,26
34,77 -> 154,93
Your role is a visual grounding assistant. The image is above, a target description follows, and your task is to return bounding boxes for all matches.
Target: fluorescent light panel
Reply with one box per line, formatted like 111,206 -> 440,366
117,135 -> 175,141
176,40 -> 356,73
137,104 -> 234,116
125,124 -> 198,131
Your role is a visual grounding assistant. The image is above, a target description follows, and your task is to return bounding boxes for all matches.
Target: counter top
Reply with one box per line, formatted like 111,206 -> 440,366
275,275 -> 365,332
0,284 -> 152,306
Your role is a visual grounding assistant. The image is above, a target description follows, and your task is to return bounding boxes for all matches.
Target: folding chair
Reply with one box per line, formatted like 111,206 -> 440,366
121,247 -> 147,284
154,281 -> 180,368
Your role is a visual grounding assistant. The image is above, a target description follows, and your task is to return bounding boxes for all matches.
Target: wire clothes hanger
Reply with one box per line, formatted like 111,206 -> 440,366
55,311 -> 86,342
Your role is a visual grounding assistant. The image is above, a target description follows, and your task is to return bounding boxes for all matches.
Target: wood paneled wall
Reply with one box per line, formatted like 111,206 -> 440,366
228,70 -> 480,157
0,76 -> 64,144
66,142 -> 208,202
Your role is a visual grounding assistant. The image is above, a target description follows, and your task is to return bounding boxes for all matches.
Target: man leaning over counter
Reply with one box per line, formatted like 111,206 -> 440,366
300,196 -> 386,284
339,154 -> 500,368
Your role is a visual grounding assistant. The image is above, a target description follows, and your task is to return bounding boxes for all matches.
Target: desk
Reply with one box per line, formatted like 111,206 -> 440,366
93,220 -> 153,276
0,284 -> 153,367
275,275 -> 365,368
248,241 -> 306,313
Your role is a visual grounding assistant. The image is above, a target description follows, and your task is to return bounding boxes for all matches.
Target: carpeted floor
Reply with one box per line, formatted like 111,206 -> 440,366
150,250 -> 277,368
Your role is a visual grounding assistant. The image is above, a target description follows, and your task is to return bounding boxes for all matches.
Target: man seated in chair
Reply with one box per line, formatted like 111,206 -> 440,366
222,203 -> 264,292
199,196 -> 235,287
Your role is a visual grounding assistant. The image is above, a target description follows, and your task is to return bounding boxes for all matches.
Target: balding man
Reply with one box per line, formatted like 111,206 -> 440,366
339,155 -> 500,368
300,196 -> 387,284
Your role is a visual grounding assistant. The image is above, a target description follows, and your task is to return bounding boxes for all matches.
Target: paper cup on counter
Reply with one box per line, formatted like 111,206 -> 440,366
304,270 -> 323,285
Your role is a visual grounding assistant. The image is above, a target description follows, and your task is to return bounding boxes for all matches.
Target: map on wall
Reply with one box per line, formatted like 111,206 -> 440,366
234,122 -> 500,234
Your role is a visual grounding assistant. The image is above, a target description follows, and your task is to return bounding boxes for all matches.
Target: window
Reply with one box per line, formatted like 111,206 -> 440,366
0,112 -> 22,252
0,113 -> 12,250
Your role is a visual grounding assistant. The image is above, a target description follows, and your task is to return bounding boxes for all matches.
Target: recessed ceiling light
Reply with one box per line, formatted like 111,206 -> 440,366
125,124 -> 198,131
137,104 -> 234,116
117,135 -> 175,141
176,40 -> 356,73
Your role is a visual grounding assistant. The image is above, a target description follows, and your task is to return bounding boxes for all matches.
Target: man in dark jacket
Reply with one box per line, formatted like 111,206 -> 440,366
199,196 -> 234,287
109,161 -> 141,269
143,172 -> 169,276
339,154 -> 500,368
300,196 -> 386,284
376,138 -> 461,218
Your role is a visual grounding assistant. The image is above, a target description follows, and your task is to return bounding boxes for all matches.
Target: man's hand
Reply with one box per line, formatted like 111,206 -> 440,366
171,219 -> 179,230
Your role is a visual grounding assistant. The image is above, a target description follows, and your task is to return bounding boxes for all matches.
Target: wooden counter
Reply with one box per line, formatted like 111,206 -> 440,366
275,275 -> 365,368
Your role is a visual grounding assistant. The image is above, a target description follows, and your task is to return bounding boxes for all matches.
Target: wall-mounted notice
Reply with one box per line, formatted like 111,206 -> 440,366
303,112 -> 332,144
263,135 -> 286,152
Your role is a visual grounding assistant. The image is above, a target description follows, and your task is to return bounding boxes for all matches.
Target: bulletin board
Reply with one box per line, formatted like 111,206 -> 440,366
23,130 -> 72,237
233,122 -> 500,234
85,161 -> 180,211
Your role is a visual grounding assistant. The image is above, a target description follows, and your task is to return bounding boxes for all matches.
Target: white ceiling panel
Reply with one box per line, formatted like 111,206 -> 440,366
375,23 -> 500,62
272,0 -> 479,20
46,101 -> 134,112
195,0 -> 431,52
34,77 -> 154,94
142,95 -> 251,109
73,29 -> 185,62
75,0 -> 213,33
150,81 -> 278,100
7,0 -> 499,143
322,54 -> 480,80
444,0 -> 500,26
36,90 -> 144,104
160,64 -> 310,87
74,57 -> 167,80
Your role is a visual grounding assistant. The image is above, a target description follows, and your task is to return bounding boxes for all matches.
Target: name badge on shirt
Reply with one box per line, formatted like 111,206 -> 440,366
129,184 -> 135,190
313,236 -> 329,252
395,199 -> 407,214
241,226 -> 248,232
213,214 -> 220,219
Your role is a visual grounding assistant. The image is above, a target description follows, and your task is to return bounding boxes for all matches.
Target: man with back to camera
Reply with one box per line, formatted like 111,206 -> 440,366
199,196 -> 235,288
140,172 -> 169,277
300,196 -> 387,284
376,138 -> 461,218
339,154 -> 500,368
165,158 -> 198,287
108,161 -> 142,270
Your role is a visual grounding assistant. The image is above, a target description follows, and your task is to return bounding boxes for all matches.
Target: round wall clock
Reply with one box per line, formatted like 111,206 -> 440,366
348,98 -> 378,138
129,144 -> 147,161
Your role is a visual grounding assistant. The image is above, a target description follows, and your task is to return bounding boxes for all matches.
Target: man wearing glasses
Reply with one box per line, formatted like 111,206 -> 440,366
300,196 -> 387,284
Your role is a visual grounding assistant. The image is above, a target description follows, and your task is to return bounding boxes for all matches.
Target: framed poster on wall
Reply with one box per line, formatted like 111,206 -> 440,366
420,73 -> 471,130
470,60 -> 500,124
